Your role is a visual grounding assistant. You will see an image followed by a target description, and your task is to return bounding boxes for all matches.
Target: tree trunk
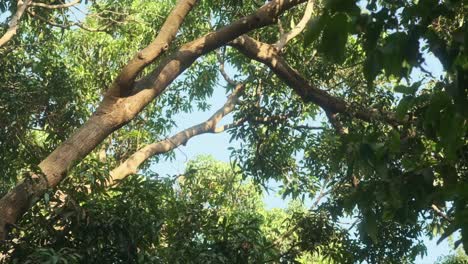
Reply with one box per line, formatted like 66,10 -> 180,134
0,0 -> 307,241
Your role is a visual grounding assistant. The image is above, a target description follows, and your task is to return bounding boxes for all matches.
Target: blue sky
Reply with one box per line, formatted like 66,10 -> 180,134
153,92 -> 455,263
1,2 -> 460,262
151,51 -> 456,263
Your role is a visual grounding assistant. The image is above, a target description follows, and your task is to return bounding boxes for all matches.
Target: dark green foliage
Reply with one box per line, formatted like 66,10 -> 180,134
1,0 -> 468,262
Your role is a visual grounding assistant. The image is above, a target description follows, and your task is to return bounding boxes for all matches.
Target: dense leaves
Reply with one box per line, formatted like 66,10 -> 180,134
2,157 -> 356,263
0,0 -> 467,262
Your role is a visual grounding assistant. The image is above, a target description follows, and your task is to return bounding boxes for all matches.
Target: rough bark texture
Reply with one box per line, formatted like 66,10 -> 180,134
108,0 -> 199,97
0,0 -> 307,241
230,35 -> 400,125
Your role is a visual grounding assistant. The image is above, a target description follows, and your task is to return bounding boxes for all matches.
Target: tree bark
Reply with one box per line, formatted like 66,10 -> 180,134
108,84 -> 245,185
108,0 -> 199,97
230,35 -> 400,125
0,0 -> 32,48
0,0 -> 307,241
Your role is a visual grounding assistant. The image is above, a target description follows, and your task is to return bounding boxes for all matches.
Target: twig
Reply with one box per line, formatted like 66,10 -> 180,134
27,9 -> 110,32
216,49 -> 237,86
431,204 -> 452,222
30,0 -> 80,9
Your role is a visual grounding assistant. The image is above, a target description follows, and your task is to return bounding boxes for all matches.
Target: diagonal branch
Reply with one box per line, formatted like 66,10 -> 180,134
108,84 -> 245,185
107,86 -> 295,186
431,204 -> 452,222
274,0 -> 314,50
230,35 -> 400,126
27,9 -> 111,32
216,49 -> 237,86
0,0 -> 32,48
0,0 -> 307,241
107,0 -> 198,97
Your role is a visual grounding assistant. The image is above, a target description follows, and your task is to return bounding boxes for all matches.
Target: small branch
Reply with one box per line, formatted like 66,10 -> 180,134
214,114 -> 290,133
291,124 -> 324,130
27,10 -> 110,32
277,18 -> 285,36
274,0 -> 314,50
431,204 -> 452,222
216,49 -> 237,86
30,0 -> 80,9
311,176 -> 332,208
325,111 -> 347,135
0,0 -> 32,47
347,218 -> 359,231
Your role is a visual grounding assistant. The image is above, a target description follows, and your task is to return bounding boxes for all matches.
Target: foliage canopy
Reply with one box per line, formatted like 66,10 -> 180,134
0,0 -> 467,262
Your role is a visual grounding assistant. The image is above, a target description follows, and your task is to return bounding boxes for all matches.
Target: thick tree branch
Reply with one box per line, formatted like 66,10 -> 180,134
108,0 -> 199,97
230,35 -> 400,125
0,0 -> 32,47
0,0 -> 307,240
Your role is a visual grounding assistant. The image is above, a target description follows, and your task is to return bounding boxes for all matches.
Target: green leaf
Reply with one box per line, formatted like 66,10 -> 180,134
396,96 -> 414,120
363,50 -> 382,87
319,13 -> 350,63
290,17 -> 296,29
364,213 -> 379,243
394,81 -> 421,95
387,130 -> 401,153
380,32 -> 408,77
360,142 -> 376,165
303,17 -> 326,46
325,0 -> 359,15
44,193 -> 50,206
438,108 -> 464,161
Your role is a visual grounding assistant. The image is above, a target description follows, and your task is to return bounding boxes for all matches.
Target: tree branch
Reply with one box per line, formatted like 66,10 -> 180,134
107,0 -> 199,97
0,0 -> 307,241
230,35 -> 400,126
30,0 -> 80,9
274,0 -> 314,50
27,9 -> 110,32
216,49 -> 237,86
325,111 -> 347,135
431,204 -> 452,222
0,0 -> 32,47
107,84 -> 245,185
